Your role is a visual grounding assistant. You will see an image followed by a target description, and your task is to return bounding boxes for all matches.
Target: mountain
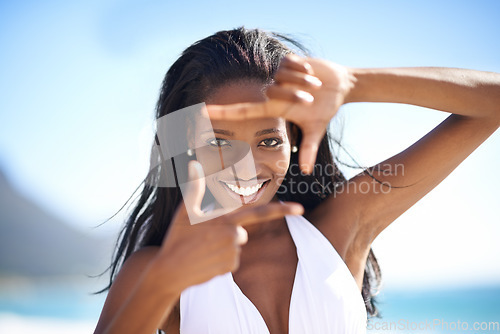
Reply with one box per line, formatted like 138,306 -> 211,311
0,168 -> 115,277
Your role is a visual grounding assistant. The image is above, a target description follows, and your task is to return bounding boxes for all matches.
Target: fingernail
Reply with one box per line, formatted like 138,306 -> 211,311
286,203 -> 304,215
188,160 -> 203,178
296,90 -> 314,103
306,75 -> 322,87
291,204 -> 304,215
304,63 -> 313,74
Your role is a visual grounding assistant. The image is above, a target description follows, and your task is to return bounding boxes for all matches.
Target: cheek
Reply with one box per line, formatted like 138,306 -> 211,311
194,150 -> 219,176
268,150 -> 291,177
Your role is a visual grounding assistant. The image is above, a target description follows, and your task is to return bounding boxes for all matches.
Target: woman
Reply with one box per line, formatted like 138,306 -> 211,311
93,27 -> 500,334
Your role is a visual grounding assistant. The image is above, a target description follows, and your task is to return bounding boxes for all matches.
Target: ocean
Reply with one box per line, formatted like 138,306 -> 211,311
369,286 -> 500,333
0,279 -> 498,333
0,277 -> 106,333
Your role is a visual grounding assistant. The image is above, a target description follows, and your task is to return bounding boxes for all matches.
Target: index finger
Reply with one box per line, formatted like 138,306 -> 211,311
204,101 -> 278,120
175,160 -> 206,226
229,202 -> 304,227
281,54 -> 314,75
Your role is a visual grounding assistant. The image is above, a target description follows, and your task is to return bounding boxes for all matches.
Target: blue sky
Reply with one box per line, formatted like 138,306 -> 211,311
0,0 -> 499,288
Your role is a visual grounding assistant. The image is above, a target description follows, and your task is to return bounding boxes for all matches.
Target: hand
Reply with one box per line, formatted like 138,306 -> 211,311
205,54 -> 354,174
151,160 -> 304,294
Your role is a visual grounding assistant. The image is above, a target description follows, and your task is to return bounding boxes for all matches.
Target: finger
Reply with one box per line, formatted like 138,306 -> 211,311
281,54 -> 313,75
266,85 -> 314,104
275,69 -> 322,89
205,100 -> 293,120
231,202 -> 304,227
299,126 -> 326,174
236,226 -> 248,245
182,160 -> 206,218
187,247 -> 241,283
205,102 -> 278,120
201,206 -> 239,223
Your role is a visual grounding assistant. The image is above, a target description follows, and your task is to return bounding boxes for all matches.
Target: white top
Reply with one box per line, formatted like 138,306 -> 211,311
179,214 -> 367,333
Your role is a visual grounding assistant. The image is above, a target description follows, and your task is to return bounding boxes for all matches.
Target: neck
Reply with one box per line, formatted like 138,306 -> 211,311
210,197 -> 288,240
244,217 -> 288,241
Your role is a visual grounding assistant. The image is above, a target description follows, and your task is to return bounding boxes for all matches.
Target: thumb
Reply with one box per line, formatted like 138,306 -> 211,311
298,126 -> 326,174
181,160 -> 206,223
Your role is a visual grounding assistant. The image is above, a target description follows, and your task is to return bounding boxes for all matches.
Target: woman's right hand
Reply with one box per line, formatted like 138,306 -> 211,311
149,160 -> 304,296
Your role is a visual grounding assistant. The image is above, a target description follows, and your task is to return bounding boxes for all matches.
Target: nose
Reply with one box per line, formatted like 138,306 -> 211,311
229,145 -> 264,181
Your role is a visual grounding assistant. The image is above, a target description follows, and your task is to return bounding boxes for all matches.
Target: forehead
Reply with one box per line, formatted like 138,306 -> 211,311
206,80 -> 267,105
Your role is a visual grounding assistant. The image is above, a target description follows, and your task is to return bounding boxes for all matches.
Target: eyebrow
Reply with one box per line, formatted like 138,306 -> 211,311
254,128 -> 283,137
201,129 -> 235,136
201,128 -> 283,137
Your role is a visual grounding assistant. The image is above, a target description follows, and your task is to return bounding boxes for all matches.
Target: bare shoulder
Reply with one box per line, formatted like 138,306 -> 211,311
94,246 -> 160,333
306,189 -> 367,289
306,186 -> 362,259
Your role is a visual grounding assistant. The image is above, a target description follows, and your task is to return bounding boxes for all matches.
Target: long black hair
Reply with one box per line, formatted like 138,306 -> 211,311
100,27 -> 382,317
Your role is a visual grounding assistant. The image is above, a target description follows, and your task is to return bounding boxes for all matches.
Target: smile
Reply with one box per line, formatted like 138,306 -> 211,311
223,181 -> 264,196
221,180 -> 268,197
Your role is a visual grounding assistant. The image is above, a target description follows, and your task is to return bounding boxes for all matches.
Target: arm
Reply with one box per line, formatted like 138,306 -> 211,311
330,67 -> 500,254
346,67 -> 500,119
309,66 -> 499,287
206,58 -> 500,173
93,248 -> 180,334
205,58 -> 499,278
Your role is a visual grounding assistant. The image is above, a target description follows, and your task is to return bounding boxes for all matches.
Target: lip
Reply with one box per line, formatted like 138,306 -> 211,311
220,179 -> 270,187
219,179 -> 271,205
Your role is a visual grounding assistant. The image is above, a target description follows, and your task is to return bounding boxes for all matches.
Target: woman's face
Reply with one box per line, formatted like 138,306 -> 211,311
192,81 -> 292,208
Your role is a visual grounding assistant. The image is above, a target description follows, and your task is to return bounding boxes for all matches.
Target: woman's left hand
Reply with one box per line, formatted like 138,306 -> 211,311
205,54 -> 354,174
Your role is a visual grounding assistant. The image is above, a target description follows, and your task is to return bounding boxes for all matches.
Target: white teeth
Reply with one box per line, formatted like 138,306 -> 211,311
224,182 -> 264,196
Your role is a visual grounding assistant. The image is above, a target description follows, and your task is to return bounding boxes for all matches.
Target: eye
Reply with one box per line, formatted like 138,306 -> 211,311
258,138 -> 283,147
207,138 -> 231,147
